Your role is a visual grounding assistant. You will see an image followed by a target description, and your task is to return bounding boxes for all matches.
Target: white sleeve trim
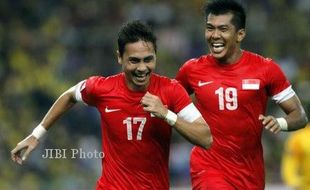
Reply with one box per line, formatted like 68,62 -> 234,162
272,85 -> 296,103
177,103 -> 202,122
74,80 -> 86,103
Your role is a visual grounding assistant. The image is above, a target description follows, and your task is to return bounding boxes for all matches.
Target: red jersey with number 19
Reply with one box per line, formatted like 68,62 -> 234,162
176,51 -> 294,189
75,73 -> 193,190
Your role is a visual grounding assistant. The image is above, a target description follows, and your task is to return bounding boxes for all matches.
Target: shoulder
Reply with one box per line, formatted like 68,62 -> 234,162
181,55 -> 209,69
86,74 -> 122,93
152,74 -> 185,91
88,74 -> 122,83
244,51 -> 285,79
152,73 -> 177,86
177,55 -> 210,78
246,51 -> 279,67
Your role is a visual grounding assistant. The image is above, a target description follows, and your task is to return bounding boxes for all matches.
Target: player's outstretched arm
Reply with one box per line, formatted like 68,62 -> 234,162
259,95 -> 308,134
11,85 -> 78,165
141,92 -> 212,149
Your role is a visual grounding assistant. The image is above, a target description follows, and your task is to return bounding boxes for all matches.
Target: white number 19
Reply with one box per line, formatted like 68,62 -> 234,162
215,87 -> 238,110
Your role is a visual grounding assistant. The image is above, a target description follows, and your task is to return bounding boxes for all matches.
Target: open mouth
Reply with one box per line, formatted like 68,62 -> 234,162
133,72 -> 150,82
211,42 -> 225,53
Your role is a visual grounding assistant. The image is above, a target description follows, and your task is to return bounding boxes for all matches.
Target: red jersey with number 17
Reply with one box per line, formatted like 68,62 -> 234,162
76,73 -> 192,190
176,50 -> 293,189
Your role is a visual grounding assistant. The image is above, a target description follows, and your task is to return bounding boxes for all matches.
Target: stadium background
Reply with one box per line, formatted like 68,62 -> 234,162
0,0 -> 309,189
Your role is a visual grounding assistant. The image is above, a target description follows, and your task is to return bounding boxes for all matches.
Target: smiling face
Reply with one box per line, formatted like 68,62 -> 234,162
117,40 -> 156,91
205,12 -> 245,64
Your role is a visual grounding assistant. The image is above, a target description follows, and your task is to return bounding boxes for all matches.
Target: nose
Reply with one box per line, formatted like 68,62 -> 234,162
211,29 -> 221,39
137,62 -> 147,72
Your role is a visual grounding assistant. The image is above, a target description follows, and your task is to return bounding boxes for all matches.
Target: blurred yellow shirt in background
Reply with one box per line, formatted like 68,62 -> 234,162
282,124 -> 310,190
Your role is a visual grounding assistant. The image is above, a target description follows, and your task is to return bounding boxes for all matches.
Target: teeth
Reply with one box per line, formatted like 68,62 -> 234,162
212,43 -> 224,47
134,73 -> 147,79
211,43 -> 225,53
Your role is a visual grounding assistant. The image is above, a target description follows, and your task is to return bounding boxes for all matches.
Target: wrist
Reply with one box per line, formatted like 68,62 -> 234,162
165,110 -> 177,126
31,124 -> 47,140
276,117 -> 288,131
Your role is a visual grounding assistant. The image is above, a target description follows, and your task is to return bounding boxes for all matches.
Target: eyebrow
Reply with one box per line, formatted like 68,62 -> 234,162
206,23 -> 229,28
143,55 -> 154,61
128,55 -> 154,62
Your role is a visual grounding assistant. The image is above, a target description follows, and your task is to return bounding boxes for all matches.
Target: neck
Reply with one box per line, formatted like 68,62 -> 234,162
218,49 -> 243,65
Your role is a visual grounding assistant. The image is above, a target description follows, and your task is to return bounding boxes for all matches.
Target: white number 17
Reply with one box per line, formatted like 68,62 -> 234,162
123,117 -> 147,140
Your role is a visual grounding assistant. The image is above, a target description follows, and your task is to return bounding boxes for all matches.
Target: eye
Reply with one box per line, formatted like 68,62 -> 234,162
219,26 -> 229,32
129,57 -> 140,64
143,56 -> 154,63
206,25 -> 214,32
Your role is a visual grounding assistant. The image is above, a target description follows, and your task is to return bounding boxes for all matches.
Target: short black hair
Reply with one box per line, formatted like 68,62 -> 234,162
204,0 -> 246,30
117,20 -> 157,57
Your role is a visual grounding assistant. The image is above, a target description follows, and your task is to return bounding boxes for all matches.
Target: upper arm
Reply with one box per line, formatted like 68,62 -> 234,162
278,95 -> 308,130
279,95 -> 306,116
265,60 -> 291,97
67,85 -> 79,102
265,59 -> 308,129
72,80 -> 86,103
73,76 -> 105,106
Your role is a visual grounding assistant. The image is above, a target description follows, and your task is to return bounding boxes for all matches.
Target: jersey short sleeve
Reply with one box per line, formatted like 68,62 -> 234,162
264,59 -> 295,103
266,59 -> 290,96
75,76 -> 105,106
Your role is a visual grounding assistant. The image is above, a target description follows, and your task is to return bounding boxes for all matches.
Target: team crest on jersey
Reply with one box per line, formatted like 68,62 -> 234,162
242,79 -> 260,90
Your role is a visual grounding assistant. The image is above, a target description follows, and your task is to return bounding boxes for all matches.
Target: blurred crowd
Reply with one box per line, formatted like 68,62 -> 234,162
0,0 -> 309,189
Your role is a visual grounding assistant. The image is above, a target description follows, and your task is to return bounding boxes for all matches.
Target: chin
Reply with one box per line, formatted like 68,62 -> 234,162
134,80 -> 149,88
212,53 -> 224,60
211,51 -> 227,61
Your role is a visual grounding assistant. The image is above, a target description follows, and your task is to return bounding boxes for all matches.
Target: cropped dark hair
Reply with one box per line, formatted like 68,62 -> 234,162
204,0 -> 246,30
117,20 -> 157,57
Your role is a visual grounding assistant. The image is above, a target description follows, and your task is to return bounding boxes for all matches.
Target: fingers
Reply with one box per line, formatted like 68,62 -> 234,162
259,115 -> 281,134
11,135 -> 39,165
258,114 -> 264,120
11,143 -> 27,165
21,146 -> 34,162
141,92 -> 167,118
140,91 -> 158,108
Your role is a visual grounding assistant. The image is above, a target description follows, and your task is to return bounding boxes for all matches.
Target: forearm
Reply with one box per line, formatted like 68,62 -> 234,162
140,92 -> 213,148
40,88 -> 77,130
285,110 -> 308,131
283,100 -> 308,131
172,118 -> 212,149
11,86 -> 79,164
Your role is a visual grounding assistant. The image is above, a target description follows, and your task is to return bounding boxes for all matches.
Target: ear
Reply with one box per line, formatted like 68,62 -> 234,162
237,29 -> 246,43
116,50 -> 122,65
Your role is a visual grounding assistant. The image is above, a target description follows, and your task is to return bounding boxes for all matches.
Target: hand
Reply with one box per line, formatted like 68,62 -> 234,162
11,135 -> 39,165
258,114 -> 281,134
140,92 -> 168,119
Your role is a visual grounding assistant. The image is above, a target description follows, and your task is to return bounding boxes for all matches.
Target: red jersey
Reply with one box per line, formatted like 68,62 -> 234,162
75,73 -> 195,190
176,51 -> 294,189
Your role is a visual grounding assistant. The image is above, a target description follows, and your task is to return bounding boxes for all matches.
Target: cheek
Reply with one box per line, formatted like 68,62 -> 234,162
147,62 -> 156,70
205,32 -> 211,41
224,33 -> 237,42
123,64 -> 135,73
